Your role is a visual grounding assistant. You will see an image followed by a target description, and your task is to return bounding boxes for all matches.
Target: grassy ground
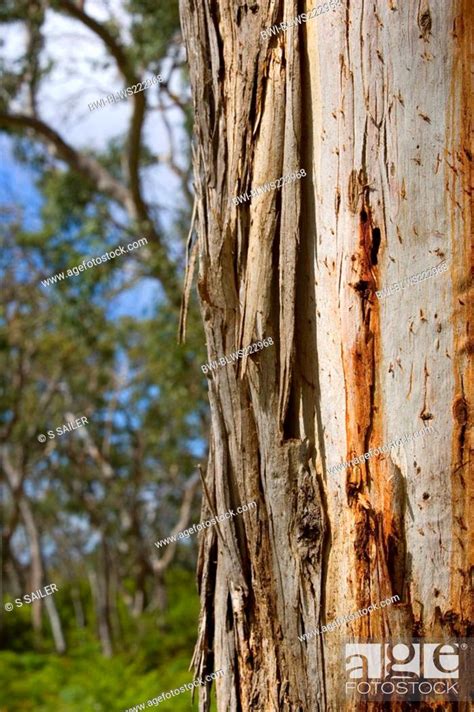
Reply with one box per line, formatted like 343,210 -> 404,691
0,569 -> 203,711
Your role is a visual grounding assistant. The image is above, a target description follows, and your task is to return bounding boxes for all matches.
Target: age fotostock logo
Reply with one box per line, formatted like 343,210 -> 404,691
345,641 -> 471,701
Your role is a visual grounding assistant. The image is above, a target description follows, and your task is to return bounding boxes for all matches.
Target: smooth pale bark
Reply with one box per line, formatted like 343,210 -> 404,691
19,498 -> 66,653
180,0 -> 472,710
18,499 -> 43,635
44,594 -> 66,654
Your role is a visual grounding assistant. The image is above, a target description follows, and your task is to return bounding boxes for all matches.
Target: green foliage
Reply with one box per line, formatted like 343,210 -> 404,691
0,569 -> 201,712
127,0 -> 181,67
0,0 -> 41,23
0,2 -> 206,710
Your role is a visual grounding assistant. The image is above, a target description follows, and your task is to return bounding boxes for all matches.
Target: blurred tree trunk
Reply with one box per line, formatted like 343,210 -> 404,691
19,499 -> 66,653
18,499 -> 43,636
71,587 -> 86,629
180,0 -> 472,709
149,470 -> 200,612
4,557 -> 24,598
1,450 -> 66,654
150,570 -> 167,612
109,563 -> 123,640
88,539 -> 114,658
44,595 -> 66,654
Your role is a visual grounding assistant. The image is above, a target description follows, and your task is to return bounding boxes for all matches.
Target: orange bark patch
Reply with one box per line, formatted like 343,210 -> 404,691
447,0 -> 474,634
341,191 -> 386,620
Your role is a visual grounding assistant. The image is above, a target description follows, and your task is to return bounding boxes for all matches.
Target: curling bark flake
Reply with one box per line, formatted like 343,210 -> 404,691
179,0 -> 472,709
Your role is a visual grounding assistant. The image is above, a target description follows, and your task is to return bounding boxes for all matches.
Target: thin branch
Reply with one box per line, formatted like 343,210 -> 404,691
179,196 -> 198,343
152,471 -> 200,573
158,91 -> 193,204
64,410 -> 114,480
160,83 -> 191,116
56,1 -> 150,235
0,112 -> 134,211
0,110 -> 182,304
24,8 -> 44,116
55,0 -> 183,304
56,0 -> 135,84
1,2 -> 184,306
0,448 -> 23,492
102,365 -> 128,458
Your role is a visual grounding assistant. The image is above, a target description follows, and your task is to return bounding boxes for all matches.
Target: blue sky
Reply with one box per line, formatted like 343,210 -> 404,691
0,137 -> 162,320
0,136 -> 43,231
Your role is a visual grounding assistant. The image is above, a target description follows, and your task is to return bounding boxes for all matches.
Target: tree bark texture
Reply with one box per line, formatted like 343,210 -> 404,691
180,0 -> 472,709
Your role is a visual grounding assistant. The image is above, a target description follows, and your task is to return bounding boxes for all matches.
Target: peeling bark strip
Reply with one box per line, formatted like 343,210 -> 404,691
179,0 -> 473,709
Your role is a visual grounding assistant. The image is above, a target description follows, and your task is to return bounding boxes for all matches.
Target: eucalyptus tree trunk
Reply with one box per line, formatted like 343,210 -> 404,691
88,539 -> 114,658
17,498 -> 43,637
1,449 -> 67,654
19,498 -> 66,653
180,0 -> 472,709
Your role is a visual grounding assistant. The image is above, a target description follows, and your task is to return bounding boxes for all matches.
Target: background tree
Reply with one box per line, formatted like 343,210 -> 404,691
0,2 -> 208,709
180,0 -> 472,709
